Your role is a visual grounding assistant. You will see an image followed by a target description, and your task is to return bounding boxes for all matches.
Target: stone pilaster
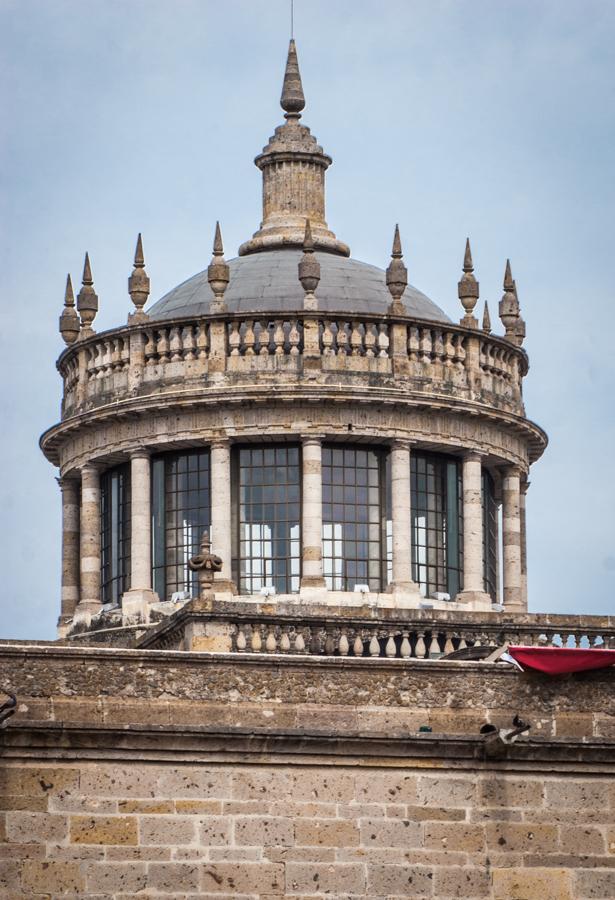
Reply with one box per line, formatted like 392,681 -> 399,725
210,440 -> 235,593
300,436 -> 326,596
502,465 -> 523,612
57,476 -> 80,635
457,452 -> 491,605
122,450 -> 158,620
76,464 -> 101,622
520,476 -> 530,611
389,441 -> 418,595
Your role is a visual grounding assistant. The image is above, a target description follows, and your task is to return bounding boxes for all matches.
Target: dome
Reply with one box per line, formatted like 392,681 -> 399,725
147,249 -> 451,323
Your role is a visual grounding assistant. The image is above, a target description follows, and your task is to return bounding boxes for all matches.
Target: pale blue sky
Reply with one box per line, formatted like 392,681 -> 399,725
1,0 -> 613,638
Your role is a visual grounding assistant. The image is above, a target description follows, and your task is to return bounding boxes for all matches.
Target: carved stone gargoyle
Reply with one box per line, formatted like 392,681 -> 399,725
188,531 -> 223,600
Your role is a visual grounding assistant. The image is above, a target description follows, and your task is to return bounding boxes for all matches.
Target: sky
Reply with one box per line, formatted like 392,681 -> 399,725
1,0 -> 613,639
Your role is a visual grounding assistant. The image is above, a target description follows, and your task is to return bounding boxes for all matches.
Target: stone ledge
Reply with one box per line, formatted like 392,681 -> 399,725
2,721 -> 614,767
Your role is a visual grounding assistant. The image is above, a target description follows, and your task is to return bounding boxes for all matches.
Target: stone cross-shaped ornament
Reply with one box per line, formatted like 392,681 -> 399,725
188,531 -> 223,599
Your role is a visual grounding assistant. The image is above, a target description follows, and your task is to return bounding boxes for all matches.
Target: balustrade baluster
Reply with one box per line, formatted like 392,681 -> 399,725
288,320 -> 301,355
250,624 -> 262,652
169,327 -> 182,361
294,629 -> 306,653
353,633 -> 364,657
350,321 -> 363,356
265,627 -> 277,652
453,334 -> 466,369
338,631 -> 349,656
196,322 -> 209,359
400,632 -> 411,658
428,633 -> 441,659
377,323 -> 389,357
321,320 -> 334,355
279,628 -> 291,652
385,634 -> 396,658
414,632 -> 427,659
243,320 -> 256,356
228,322 -> 241,356
408,326 -> 419,362
364,323 -> 377,358
336,322 -> 349,356
443,635 -> 455,656
419,328 -> 433,363
273,319 -> 285,355
182,325 -> 196,361
144,330 -> 157,366
157,329 -> 170,363
369,633 -> 380,657
236,627 -> 247,651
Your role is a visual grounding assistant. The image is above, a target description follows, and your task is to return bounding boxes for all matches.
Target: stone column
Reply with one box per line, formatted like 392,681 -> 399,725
210,440 -> 234,591
389,440 -> 418,595
520,476 -> 530,611
502,465 -> 524,612
457,451 -> 491,605
76,464 -> 101,621
122,450 -> 158,618
300,436 -> 326,595
57,476 -> 80,633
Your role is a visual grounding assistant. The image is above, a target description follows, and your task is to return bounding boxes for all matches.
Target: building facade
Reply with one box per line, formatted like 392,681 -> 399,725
1,40 -> 614,900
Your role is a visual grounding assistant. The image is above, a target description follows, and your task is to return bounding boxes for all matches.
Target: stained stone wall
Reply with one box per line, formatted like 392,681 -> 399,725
1,644 -> 614,898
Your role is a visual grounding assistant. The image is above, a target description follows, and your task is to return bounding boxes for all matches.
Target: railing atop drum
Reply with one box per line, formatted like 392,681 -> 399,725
58,311 -> 527,416
230,617 -> 613,659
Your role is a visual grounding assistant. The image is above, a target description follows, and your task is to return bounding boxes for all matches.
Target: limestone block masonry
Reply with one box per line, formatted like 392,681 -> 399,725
1,644 -> 614,899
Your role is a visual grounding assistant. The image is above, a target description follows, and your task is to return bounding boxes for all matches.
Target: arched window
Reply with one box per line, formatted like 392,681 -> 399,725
151,450 -> 211,600
232,445 -> 301,595
482,469 -> 498,600
411,453 -> 463,599
100,464 -> 131,604
322,446 -> 387,592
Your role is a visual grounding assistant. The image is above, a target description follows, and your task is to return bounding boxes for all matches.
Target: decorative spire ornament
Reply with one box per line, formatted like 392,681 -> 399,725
59,274 -> 80,345
482,301 -> 492,334
499,259 -> 525,345
128,233 -> 150,322
207,221 -> 230,313
458,238 -> 479,327
76,253 -> 98,337
386,224 -> 408,314
280,38 -> 305,120
298,219 -> 320,309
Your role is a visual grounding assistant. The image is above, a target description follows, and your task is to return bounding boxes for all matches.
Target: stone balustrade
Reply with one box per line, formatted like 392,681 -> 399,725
57,312 -> 527,418
138,601 -> 615,657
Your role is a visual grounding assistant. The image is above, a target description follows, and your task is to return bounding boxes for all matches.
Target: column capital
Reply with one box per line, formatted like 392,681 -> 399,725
129,447 -> 150,461
463,449 -> 486,463
520,477 -> 531,494
300,433 -> 325,445
501,463 -> 522,479
80,461 -> 102,476
56,474 -> 80,491
391,439 -> 412,452
210,437 -> 231,451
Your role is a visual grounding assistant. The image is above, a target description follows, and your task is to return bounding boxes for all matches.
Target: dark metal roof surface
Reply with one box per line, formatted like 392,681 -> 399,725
147,249 -> 451,323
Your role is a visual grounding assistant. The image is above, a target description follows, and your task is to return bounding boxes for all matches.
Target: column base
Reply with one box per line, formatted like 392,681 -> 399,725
121,589 -> 158,623
56,615 -> 73,639
299,578 -> 328,603
454,589 -> 494,610
73,601 -> 102,626
387,582 -> 424,608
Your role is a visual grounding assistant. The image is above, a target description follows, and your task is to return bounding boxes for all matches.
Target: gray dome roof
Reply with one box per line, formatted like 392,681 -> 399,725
147,249 -> 451,323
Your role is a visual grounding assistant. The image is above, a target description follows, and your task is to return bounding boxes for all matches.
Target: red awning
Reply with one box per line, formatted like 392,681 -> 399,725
508,646 -> 615,675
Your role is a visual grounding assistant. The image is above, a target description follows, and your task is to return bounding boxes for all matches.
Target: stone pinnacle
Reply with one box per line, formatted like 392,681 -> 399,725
76,252 -> 98,336
208,221 -> 230,311
386,224 -> 408,311
298,219 -> 320,303
59,273 -> 80,345
280,39 -> 305,118
458,237 -> 479,327
128,233 -> 150,318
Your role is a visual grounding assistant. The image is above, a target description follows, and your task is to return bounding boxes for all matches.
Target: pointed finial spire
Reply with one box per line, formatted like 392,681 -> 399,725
59,274 -> 80,345
128,233 -> 150,322
208,221 -> 230,313
458,238 -> 479,327
386,224 -> 408,313
482,301 -> 492,334
280,39 -> 305,119
76,252 -> 98,337
499,258 -> 525,345
298,219 -> 320,309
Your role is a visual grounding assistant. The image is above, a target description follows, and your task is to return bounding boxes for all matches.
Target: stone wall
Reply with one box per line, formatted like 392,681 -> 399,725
1,643 -> 614,898
2,760 -> 614,898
